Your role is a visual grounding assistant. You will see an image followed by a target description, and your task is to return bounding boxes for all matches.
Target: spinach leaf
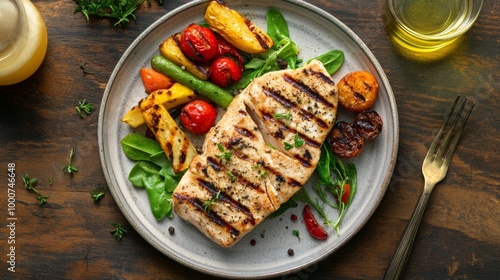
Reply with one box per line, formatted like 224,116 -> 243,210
142,174 -> 173,220
128,161 -> 161,188
120,133 -> 162,161
307,50 -> 344,75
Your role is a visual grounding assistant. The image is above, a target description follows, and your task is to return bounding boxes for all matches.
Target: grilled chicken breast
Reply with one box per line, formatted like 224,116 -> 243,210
173,60 -> 338,247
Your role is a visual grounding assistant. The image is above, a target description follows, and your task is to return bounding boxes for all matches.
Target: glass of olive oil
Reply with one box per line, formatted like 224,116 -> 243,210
384,0 -> 483,52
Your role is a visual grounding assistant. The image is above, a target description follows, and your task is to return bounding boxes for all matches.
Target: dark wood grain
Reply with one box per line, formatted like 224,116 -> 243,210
1,0 -> 499,279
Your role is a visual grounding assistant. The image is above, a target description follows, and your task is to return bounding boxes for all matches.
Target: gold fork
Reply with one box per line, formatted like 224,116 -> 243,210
384,96 -> 475,280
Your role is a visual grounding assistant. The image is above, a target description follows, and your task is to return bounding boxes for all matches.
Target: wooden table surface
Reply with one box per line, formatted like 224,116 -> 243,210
1,0 -> 498,279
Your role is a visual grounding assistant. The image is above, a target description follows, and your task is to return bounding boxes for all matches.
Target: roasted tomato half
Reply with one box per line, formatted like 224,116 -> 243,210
209,57 -> 242,88
180,100 -> 217,134
180,24 -> 219,63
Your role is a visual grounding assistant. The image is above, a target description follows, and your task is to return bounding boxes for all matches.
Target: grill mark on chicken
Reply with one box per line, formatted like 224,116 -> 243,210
262,113 -> 321,148
283,73 -> 334,108
262,87 -> 329,129
234,126 -> 257,140
173,193 -> 240,237
206,156 -> 263,193
197,179 -> 256,225
207,156 -> 222,171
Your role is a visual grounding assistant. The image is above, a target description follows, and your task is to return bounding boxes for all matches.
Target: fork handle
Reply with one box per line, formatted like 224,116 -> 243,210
384,189 -> 432,280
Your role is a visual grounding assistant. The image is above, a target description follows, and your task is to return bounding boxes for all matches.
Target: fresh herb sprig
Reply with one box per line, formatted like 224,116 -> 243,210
111,222 -> 127,241
76,99 -> 94,118
284,133 -> 305,150
314,145 -> 358,234
74,0 -> 160,26
62,148 -> 78,174
215,144 -> 233,163
203,190 -> 221,213
23,174 -> 49,204
91,187 -> 106,202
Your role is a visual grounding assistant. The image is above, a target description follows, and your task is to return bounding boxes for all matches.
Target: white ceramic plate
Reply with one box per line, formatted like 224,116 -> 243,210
98,0 -> 399,278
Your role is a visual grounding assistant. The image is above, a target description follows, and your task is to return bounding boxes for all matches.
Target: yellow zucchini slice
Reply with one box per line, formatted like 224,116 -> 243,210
121,83 -> 196,128
205,1 -> 273,54
141,103 -> 198,173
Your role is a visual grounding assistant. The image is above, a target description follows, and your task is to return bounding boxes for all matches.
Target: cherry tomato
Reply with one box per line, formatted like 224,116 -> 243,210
217,37 -> 245,72
180,100 -> 217,134
209,57 -> 242,88
302,205 -> 328,240
340,183 -> 350,204
180,24 -> 219,63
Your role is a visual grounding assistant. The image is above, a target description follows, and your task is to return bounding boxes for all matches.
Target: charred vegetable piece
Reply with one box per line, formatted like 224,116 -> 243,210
140,103 -> 198,173
151,54 -> 234,108
327,121 -> 365,159
216,36 -> 245,72
121,83 -> 196,128
337,71 -> 379,112
159,34 -> 211,80
204,0 -> 273,54
354,109 -> 383,140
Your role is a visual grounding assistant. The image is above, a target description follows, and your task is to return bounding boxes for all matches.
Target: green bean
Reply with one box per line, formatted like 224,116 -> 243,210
151,55 -> 233,108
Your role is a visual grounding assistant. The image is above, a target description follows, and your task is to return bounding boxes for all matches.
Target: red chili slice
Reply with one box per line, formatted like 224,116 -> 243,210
302,205 -> 328,240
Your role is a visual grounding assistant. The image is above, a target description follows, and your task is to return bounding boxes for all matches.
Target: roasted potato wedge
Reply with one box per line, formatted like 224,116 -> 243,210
205,1 -> 273,54
141,103 -> 198,173
159,34 -> 211,80
121,83 -> 196,128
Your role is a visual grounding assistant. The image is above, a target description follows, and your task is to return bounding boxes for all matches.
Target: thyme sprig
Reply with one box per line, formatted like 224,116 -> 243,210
110,222 -> 127,241
62,148 -> 78,174
215,144 -> 233,163
203,190 -> 221,213
76,99 -> 94,118
74,0 -> 163,26
22,173 -> 49,204
91,187 -> 106,202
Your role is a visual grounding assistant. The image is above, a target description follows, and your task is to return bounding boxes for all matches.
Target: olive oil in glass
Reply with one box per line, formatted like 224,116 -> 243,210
384,0 -> 483,52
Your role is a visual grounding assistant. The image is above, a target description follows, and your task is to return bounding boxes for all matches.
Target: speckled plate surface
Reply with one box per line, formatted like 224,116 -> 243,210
98,0 -> 398,278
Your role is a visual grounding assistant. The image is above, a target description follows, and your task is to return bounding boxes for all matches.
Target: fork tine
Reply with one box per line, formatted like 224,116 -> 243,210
426,96 -> 461,158
435,96 -> 468,159
442,98 -> 475,164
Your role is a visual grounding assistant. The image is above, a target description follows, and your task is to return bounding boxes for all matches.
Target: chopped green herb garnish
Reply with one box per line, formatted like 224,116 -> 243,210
284,133 -> 305,150
273,110 -> 291,120
215,143 -> 233,163
292,229 -> 301,241
62,148 -> 78,174
294,133 -> 305,147
76,99 -> 94,118
203,190 -> 221,213
226,171 -> 237,183
23,173 -> 48,204
110,222 -> 127,241
91,187 -> 106,202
